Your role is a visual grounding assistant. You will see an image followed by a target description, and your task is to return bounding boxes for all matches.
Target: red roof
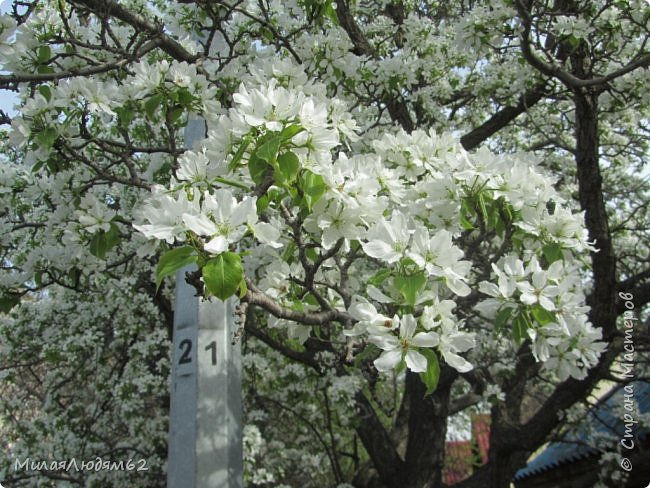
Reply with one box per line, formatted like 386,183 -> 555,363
443,414 -> 491,485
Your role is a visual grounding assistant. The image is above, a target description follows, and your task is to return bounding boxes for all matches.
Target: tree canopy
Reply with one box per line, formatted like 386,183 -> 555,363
0,1 -> 648,487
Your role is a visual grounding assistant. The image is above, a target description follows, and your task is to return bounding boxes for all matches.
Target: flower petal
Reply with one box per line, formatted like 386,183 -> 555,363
405,349 -> 428,373
374,349 -> 403,372
411,331 -> 439,348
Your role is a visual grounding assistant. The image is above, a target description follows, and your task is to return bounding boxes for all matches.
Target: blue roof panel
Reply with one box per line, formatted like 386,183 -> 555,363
514,381 -> 650,480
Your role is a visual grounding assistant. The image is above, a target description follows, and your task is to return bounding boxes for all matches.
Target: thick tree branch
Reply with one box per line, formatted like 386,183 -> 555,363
69,0 -> 199,63
0,58 -> 130,87
0,38 -> 163,89
460,82 -> 549,150
334,0 -> 414,131
245,309 -> 322,371
353,390 -> 405,488
243,278 -> 350,326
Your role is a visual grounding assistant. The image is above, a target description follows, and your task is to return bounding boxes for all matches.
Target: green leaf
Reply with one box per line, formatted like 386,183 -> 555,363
460,213 -> 475,230
301,170 -> 327,211
305,247 -> 318,262
176,87 -> 194,106
248,154 -> 268,185
460,199 -> 476,230
37,65 -> 54,74
418,349 -> 440,396
495,306 -> 515,331
368,269 -> 392,286
531,304 -> 556,326
280,124 -> 305,140
542,243 -> 563,264
38,85 -> 52,102
31,160 -> 46,173
89,224 -> 121,260
478,193 -> 489,223
35,127 -> 57,149
0,295 -> 20,314
237,277 -> 248,299
144,94 -> 164,119
276,151 -> 300,183
228,136 -> 252,171
169,106 -> 185,124
89,231 -> 107,259
155,246 -> 198,290
117,107 -> 135,128
512,312 -> 532,345
256,135 -> 282,164
34,271 -> 43,288
353,343 -> 379,367
105,223 -> 121,251
393,271 -> 426,306
546,199 -> 556,215
256,194 -> 270,213
203,252 -> 243,301
324,1 -> 339,25
37,45 -> 51,63
282,242 -> 297,263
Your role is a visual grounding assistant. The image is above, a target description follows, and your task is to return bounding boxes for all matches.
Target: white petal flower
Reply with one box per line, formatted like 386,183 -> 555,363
362,211 -> 411,263
368,314 -> 438,374
374,348 -> 403,372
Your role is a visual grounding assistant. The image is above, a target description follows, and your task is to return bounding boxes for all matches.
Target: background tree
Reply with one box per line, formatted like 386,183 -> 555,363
0,1 -> 648,487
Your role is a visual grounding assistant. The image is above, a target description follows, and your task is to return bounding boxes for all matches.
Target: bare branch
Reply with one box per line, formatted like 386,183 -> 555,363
515,0 -> 650,90
243,278 -> 350,326
69,0 -> 199,63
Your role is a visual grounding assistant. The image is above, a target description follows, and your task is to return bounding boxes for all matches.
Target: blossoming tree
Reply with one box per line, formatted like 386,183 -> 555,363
0,1 -> 648,487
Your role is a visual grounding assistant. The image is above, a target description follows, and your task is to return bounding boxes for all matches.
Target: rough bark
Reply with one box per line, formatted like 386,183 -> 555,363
400,368 -> 454,487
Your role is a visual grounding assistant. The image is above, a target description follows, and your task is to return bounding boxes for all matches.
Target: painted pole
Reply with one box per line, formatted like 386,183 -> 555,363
166,115 -> 243,487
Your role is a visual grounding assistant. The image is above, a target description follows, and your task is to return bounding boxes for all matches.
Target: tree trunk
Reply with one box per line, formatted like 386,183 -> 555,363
400,368 -> 453,487
573,87 -> 617,336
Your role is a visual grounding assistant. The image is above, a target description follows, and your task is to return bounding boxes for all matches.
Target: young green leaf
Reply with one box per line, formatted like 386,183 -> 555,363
276,151 -> 300,183
542,243 -> 563,264
202,252 -> 243,301
512,312 -> 532,345
35,127 -> 57,149
105,223 -> 121,250
89,231 -> 108,260
37,45 -> 51,63
418,348 -> 440,396
155,246 -> 198,290
495,306 -> 515,331
38,85 -> 52,102
280,124 -> 305,140
301,170 -> 327,211
144,94 -> 164,120
393,271 -> 426,306
0,295 -> 21,314
256,135 -> 282,164
249,154 -> 269,185
368,269 -> 393,286
228,136 -> 252,171
531,304 -> 556,326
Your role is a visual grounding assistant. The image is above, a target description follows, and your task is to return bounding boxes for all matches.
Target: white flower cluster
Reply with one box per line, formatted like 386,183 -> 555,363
134,65 -> 602,379
478,254 -> 606,380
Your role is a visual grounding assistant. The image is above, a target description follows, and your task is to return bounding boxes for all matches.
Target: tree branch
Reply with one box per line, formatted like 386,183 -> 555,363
69,0 -> 199,63
460,82 -> 549,150
353,390 -> 405,488
515,0 -> 650,90
334,0 -> 414,131
242,278 -> 350,326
